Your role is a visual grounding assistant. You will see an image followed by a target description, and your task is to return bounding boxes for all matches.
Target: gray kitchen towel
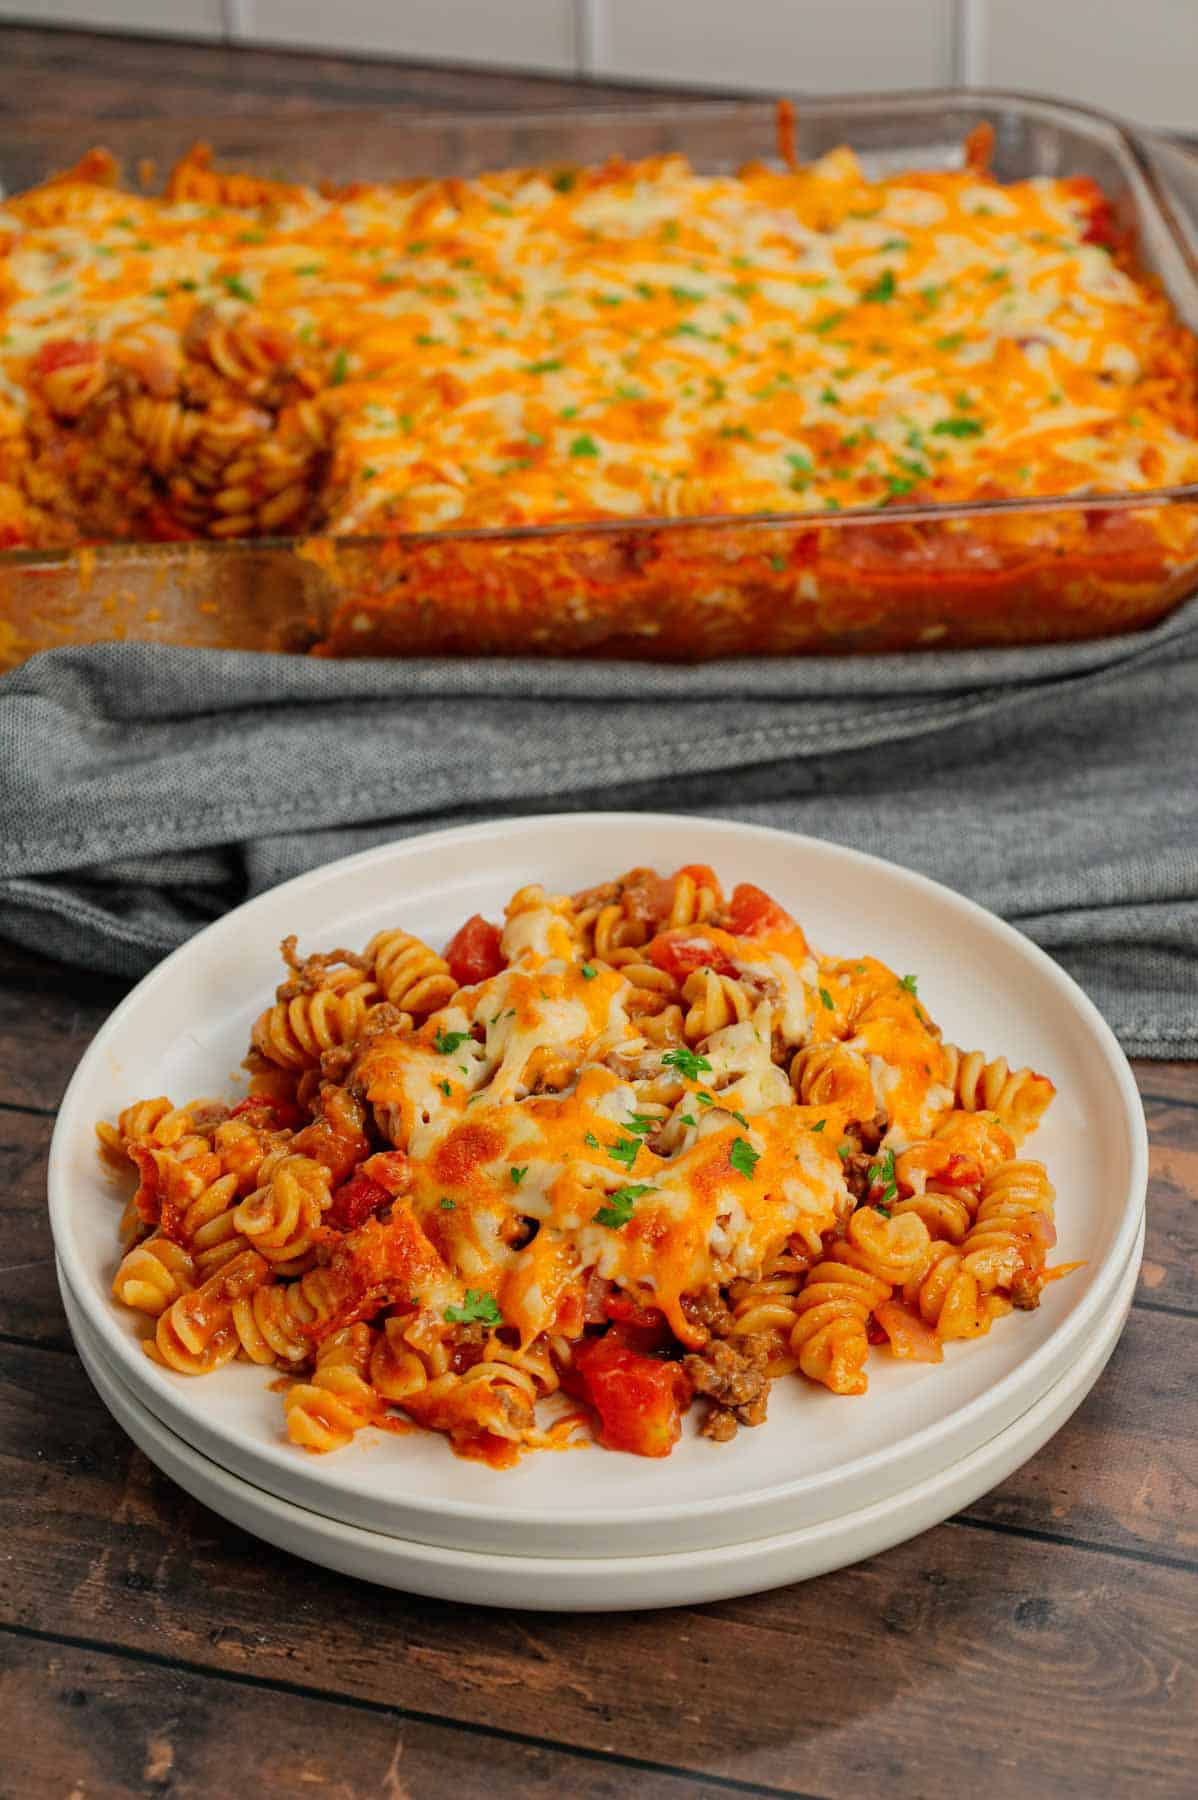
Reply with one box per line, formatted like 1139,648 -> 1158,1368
1,599 -> 1197,1058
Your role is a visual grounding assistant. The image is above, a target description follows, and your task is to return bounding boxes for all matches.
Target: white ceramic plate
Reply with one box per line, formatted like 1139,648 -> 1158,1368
61,1227 -> 1142,1611
49,814 -> 1148,1558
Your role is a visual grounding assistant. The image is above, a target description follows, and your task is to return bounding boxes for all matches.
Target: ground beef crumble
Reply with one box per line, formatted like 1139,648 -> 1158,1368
682,1333 -> 772,1441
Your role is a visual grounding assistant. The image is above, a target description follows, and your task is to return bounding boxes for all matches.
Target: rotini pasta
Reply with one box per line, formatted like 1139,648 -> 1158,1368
941,1045 -> 1056,1143
100,863 -> 1072,1464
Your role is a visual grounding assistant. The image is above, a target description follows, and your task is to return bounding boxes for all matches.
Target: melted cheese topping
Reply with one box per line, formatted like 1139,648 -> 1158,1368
2,140 -> 1194,547
352,893 -> 850,1347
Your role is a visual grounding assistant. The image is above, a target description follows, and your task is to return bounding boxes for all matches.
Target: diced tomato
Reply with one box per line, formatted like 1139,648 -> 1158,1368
228,1094 -> 303,1132
444,913 -> 504,987
359,1150 -> 412,1197
1081,200 -> 1119,250
647,930 -> 737,981
603,1292 -> 666,1330
326,1171 -> 392,1233
572,1333 -> 690,1458
128,1144 -> 162,1227
33,337 -> 99,376
725,882 -> 796,937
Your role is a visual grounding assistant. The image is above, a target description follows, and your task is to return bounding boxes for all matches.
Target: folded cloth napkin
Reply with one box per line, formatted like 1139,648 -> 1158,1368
2,596 -> 1196,1058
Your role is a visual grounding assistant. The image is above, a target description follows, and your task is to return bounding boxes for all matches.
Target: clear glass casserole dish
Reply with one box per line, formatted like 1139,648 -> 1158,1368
2,87 -> 1197,665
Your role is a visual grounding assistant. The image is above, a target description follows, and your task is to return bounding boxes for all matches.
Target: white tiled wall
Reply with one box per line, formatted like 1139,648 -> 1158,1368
247,1 -> 578,74
5,1 -> 1196,130
593,0 -> 956,93
978,0 -> 1197,134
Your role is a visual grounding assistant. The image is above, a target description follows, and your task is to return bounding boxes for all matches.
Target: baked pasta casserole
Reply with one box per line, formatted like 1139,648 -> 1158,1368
98,865 -> 1070,1465
2,124 -> 1196,549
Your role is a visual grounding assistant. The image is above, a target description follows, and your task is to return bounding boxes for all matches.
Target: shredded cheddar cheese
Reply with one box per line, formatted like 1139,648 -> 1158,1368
1,134 -> 1195,553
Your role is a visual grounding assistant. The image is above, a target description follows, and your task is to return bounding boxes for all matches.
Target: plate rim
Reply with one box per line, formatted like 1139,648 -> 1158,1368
60,1226 -> 1142,1610
48,811 -> 1150,1533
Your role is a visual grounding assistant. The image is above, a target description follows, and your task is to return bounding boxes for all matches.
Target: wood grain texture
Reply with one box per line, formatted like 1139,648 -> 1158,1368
1,1344 -> 1194,1800
0,22 -> 714,194
2,1636 -> 744,1800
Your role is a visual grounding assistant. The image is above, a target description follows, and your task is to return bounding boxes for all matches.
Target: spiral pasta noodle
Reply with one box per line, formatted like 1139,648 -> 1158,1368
365,928 -> 456,1018
789,1042 -> 876,1116
148,1249 -> 271,1375
941,1045 -> 1056,1143
112,1235 -> 196,1317
250,978 -> 379,1070
285,1325 -> 383,1452
790,1260 -> 892,1395
233,1154 -> 332,1270
961,1160 -> 1056,1300
681,968 -> 755,1041
229,1279 -> 318,1366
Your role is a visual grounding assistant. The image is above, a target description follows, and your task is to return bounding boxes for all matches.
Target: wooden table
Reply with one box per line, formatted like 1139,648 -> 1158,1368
1,27 -> 1196,1800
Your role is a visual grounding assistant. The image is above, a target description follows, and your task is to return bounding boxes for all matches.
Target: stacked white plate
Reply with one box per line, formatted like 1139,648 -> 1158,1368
49,814 -> 1148,1611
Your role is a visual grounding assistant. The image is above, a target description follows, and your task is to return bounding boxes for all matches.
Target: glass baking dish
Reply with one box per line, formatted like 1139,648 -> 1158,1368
3,87 -> 1198,665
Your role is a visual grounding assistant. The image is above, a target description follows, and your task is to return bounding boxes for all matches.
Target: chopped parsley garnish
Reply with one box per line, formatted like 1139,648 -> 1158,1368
729,1137 -> 760,1179
874,1204 -> 892,1219
811,1119 -> 827,1133
569,434 -> 600,458
899,973 -> 919,994
819,387 -> 840,406
330,348 -> 350,385
670,284 -> 704,305
438,1079 -> 451,1098
730,1109 -> 750,1130
862,269 -> 897,303
813,310 -> 847,335
984,265 -> 1010,283
444,1288 -> 502,1326
696,1091 -> 715,1108
526,357 -> 563,374
294,262 -> 323,276
662,1047 -> 713,1080
819,987 -> 835,1011
221,274 -> 254,302
435,1028 -> 471,1055
551,170 -> 577,193
838,1144 -> 851,1161
624,1114 -> 659,1138
440,1197 -> 456,1210
585,1132 -> 601,1150
880,237 -> 910,252
510,1166 -> 528,1187
867,1149 -> 898,1208
931,417 -> 983,438
580,963 -> 598,980
680,1113 -> 697,1127
936,332 -> 966,351
605,1136 -> 641,1171
594,1183 -> 655,1230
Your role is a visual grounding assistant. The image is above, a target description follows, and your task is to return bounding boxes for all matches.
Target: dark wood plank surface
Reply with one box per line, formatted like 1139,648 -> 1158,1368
1,25 -> 1196,1800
